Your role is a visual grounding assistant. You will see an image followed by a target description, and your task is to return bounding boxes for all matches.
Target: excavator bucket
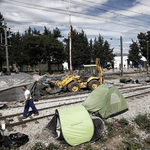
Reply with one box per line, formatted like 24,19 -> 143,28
46,81 -> 62,94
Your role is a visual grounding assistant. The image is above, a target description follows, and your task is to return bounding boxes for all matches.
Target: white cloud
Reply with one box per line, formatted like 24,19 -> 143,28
0,0 -> 150,54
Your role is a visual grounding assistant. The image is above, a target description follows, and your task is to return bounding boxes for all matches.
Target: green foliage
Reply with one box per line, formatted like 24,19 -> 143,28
64,27 -> 115,68
32,142 -> 59,150
137,31 -> 150,65
134,114 -> 150,133
118,118 -> 129,127
84,144 -> 93,150
142,146 -> 150,150
46,143 -> 59,150
92,35 -> 115,65
145,137 -> 150,144
124,140 -> 142,150
105,121 -> 115,138
31,142 -> 45,150
100,135 -> 108,142
9,26 -> 66,68
64,27 -> 91,67
128,39 -> 141,64
124,128 -> 139,138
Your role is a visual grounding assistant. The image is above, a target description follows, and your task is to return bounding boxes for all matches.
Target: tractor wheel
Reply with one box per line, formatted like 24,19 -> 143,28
68,82 -> 80,92
88,80 -> 99,90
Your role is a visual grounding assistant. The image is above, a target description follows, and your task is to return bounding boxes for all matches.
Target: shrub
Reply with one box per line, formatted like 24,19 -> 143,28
145,137 -> 150,144
46,143 -> 59,150
118,118 -> 129,127
84,144 -> 92,150
123,140 -> 142,150
124,128 -> 139,138
105,121 -> 115,138
134,114 -> 150,133
31,142 -> 45,150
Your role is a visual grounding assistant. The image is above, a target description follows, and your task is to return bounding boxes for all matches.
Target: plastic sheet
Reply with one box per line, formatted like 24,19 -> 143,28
0,73 -> 34,102
0,73 -> 34,91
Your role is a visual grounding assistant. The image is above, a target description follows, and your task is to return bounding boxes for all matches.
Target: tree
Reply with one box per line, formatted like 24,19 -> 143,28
137,31 -> 150,64
63,27 -> 91,68
9,26 -> 66,69
128,39 -> 141,65
9,31 -> 25,66
92,34 -> 115,65
41,27 -> 65,64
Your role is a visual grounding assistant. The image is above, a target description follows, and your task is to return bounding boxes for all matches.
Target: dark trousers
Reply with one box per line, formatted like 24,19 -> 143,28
23,99 -> 38,117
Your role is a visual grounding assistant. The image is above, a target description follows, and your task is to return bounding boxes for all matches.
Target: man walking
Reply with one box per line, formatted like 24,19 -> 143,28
21,85 -> 39,119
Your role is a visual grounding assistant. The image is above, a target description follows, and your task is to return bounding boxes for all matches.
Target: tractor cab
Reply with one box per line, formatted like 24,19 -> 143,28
79,65 -> 98,82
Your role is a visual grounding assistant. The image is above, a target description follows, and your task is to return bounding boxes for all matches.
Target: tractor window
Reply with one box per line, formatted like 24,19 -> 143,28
84,67 -> 91,76
78,67 -> 84,76
79,66 -> 98,77
91,66 -> 97,77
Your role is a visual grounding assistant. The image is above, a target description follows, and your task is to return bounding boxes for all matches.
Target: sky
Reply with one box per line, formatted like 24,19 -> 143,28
0,0 -> 150,54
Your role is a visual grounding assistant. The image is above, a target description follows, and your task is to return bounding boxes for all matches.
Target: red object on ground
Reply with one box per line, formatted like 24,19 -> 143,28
114,123 -> 120,129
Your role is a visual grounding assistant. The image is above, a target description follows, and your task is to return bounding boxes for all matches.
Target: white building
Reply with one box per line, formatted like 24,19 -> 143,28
114,56 -> 147,69
114,56 -> 129,69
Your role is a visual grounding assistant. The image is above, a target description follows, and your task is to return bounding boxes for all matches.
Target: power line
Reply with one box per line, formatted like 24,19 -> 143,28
4,19 -> 145,35
83,0 -> 150,18
85,0 -> 150,18
61,0 -> 150,28
1,0 -> 150,30
67,0 -> 150,25
128,0 -> 150,8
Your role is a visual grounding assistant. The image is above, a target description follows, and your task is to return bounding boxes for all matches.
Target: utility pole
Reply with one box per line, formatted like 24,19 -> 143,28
4,21 -> 10,74
69,0 -> 72,74
147,41 -> 149,73
120,36 -> 123,76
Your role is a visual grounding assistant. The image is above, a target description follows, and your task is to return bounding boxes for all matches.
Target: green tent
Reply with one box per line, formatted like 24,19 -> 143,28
47,105 -> 104,146
83,85 -> 128,118
57,105 -> 94,146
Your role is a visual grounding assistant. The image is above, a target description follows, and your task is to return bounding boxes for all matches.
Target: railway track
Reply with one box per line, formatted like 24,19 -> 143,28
9,83 -> 150,108
1,84 -> 150,129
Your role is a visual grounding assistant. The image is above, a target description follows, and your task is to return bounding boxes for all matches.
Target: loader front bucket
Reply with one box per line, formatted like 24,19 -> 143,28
46,81 -> 62,94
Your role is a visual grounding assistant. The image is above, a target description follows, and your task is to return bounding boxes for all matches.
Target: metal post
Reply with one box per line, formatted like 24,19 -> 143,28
120,36 -> 123,76
69,0 -> 72,74
147,41 -> 149,73
9,28 -> 11,45
4,21 -> 10,74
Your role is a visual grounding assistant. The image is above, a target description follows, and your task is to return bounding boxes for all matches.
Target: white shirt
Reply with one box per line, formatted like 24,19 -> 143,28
24,90 -> 32,100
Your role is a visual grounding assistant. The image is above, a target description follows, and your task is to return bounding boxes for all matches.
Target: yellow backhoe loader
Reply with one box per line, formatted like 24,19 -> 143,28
47,58 -> 103,94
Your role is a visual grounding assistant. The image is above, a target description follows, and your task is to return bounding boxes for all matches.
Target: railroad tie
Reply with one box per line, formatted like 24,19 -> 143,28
18,117 -> 27,128
29,116 -> 39,124
35,120 -> 39,124
5,119 -> 13,131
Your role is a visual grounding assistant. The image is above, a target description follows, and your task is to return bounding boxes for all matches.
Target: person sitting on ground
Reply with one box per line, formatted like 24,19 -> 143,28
21,85 -> 39,119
